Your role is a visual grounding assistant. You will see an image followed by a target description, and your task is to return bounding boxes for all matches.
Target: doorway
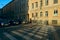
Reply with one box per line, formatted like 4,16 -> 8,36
44,20 -> 49,25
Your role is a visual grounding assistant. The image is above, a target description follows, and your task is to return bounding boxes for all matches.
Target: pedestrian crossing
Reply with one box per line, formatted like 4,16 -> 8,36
11,31 -> 33,40
1,26 -> 52,40
3,32 -> 17,40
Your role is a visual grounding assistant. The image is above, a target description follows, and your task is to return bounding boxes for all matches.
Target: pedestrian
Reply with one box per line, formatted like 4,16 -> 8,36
30,19 -> 32,28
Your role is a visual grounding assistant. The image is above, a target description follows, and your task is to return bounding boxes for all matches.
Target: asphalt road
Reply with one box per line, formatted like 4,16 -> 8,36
0,24 -> 60,40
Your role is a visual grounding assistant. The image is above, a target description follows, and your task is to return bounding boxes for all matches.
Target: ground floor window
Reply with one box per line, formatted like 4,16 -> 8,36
44,20 -> 49,25
52,20 -> 57,24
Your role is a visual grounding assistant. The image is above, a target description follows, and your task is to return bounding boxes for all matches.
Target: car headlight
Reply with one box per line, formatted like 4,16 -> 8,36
1,23 -> 4,26
9,23 -> 10,24
16,22 -> 19,24
14,22 -> 16,23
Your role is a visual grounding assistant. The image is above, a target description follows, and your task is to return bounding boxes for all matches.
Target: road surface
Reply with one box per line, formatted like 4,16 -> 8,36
0,24 -> 60,40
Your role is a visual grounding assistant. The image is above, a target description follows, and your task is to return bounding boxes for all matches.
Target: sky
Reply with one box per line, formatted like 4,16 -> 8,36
0,0 -> 12,9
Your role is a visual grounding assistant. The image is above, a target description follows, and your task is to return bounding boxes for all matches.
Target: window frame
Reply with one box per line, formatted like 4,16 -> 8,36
36,13 -> 38,17
35,2 -> 38,8
45,0 -> 48,5
52,20 -> 57,24
54,0 -> 58,4
45,11 -> 48,17
32,13 -> 34,17
54,10 -> 58,16
40,12 -> 43,17
32,3 -> 34,9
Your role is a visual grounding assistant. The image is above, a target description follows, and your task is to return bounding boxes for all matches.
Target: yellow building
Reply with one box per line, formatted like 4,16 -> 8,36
28,0 -> 60,26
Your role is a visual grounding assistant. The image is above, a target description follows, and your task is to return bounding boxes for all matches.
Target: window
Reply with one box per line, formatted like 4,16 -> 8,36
44,20 -> 49,25
45,0 -> 48,5
45,11 -> 48,17
54,10 -> 58,16
52,20 -> 57,24
35,2 -> 38,8
32,13 -> 34,17
40,12 -> 42,17
32,3 -> 34,9
54,0 -> 58,4
36,13 -> 38,17
40,0 -> 42,9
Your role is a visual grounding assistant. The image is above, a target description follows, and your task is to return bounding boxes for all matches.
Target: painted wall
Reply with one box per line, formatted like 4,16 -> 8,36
28,0 -> 60,26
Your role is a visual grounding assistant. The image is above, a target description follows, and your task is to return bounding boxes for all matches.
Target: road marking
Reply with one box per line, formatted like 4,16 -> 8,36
28,33 -> 34,35
11,31 -> 33,40
37,32 -> 48,36
40,31 -> 48,34
24,29 -> 31,31
18,30 -> 34,36
37,32 -> 44,35
35,35 -> 43,39
23,26 -> 37,32
46,39 -> 49,40
44,32 -> 48,34
18,30 -> 43,39
18,30 -> 24,32
3,32 -> 17,40
44,34 -> 48,36
23,27 -> 40,33
32,27 -> 40,33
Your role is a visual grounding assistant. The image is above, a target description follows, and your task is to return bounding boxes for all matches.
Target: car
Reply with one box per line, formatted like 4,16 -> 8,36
17,19 -> 22,24
9,19 -> 19,25
0,19 -> 10,27
22,21 -> 26,24
13,20 -> 19,25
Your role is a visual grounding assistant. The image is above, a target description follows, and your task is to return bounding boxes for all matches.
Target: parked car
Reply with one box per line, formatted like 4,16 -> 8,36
0,19 -> 10,27
17,19 -> 22,24
9,19 -> 19,25
13,20 -> 19,25
22,21 -> 26,24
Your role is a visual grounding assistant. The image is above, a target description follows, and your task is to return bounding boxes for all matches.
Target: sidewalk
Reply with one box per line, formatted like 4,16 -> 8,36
23,23 -> 37,27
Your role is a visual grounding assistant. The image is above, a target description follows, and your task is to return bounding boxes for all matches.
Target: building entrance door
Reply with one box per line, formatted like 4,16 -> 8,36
44,20 -> 49,25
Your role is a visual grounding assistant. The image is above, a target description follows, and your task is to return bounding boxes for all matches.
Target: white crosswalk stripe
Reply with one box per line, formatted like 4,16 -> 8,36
39,31 -> 47,33
24,29 -> 30,31
23,27 -> 36,31
18,30 -> 43,39
23,27 -> 41,34
32,27 -> 38,33
2,26 -> 49,40
37,32 -> 48,36
11,31 -> 34,40
35,35 -> 43,39
46,39 -> 49,40
19,28 -> 48,36
37,32 -> 44,35
3,32 -> 17,40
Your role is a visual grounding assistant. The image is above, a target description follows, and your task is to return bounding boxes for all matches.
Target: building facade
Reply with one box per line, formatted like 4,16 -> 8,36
28,0 -> 60,26
2,0 -> 29,22
19,0 -> 29,22
1,0 -> 18,19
